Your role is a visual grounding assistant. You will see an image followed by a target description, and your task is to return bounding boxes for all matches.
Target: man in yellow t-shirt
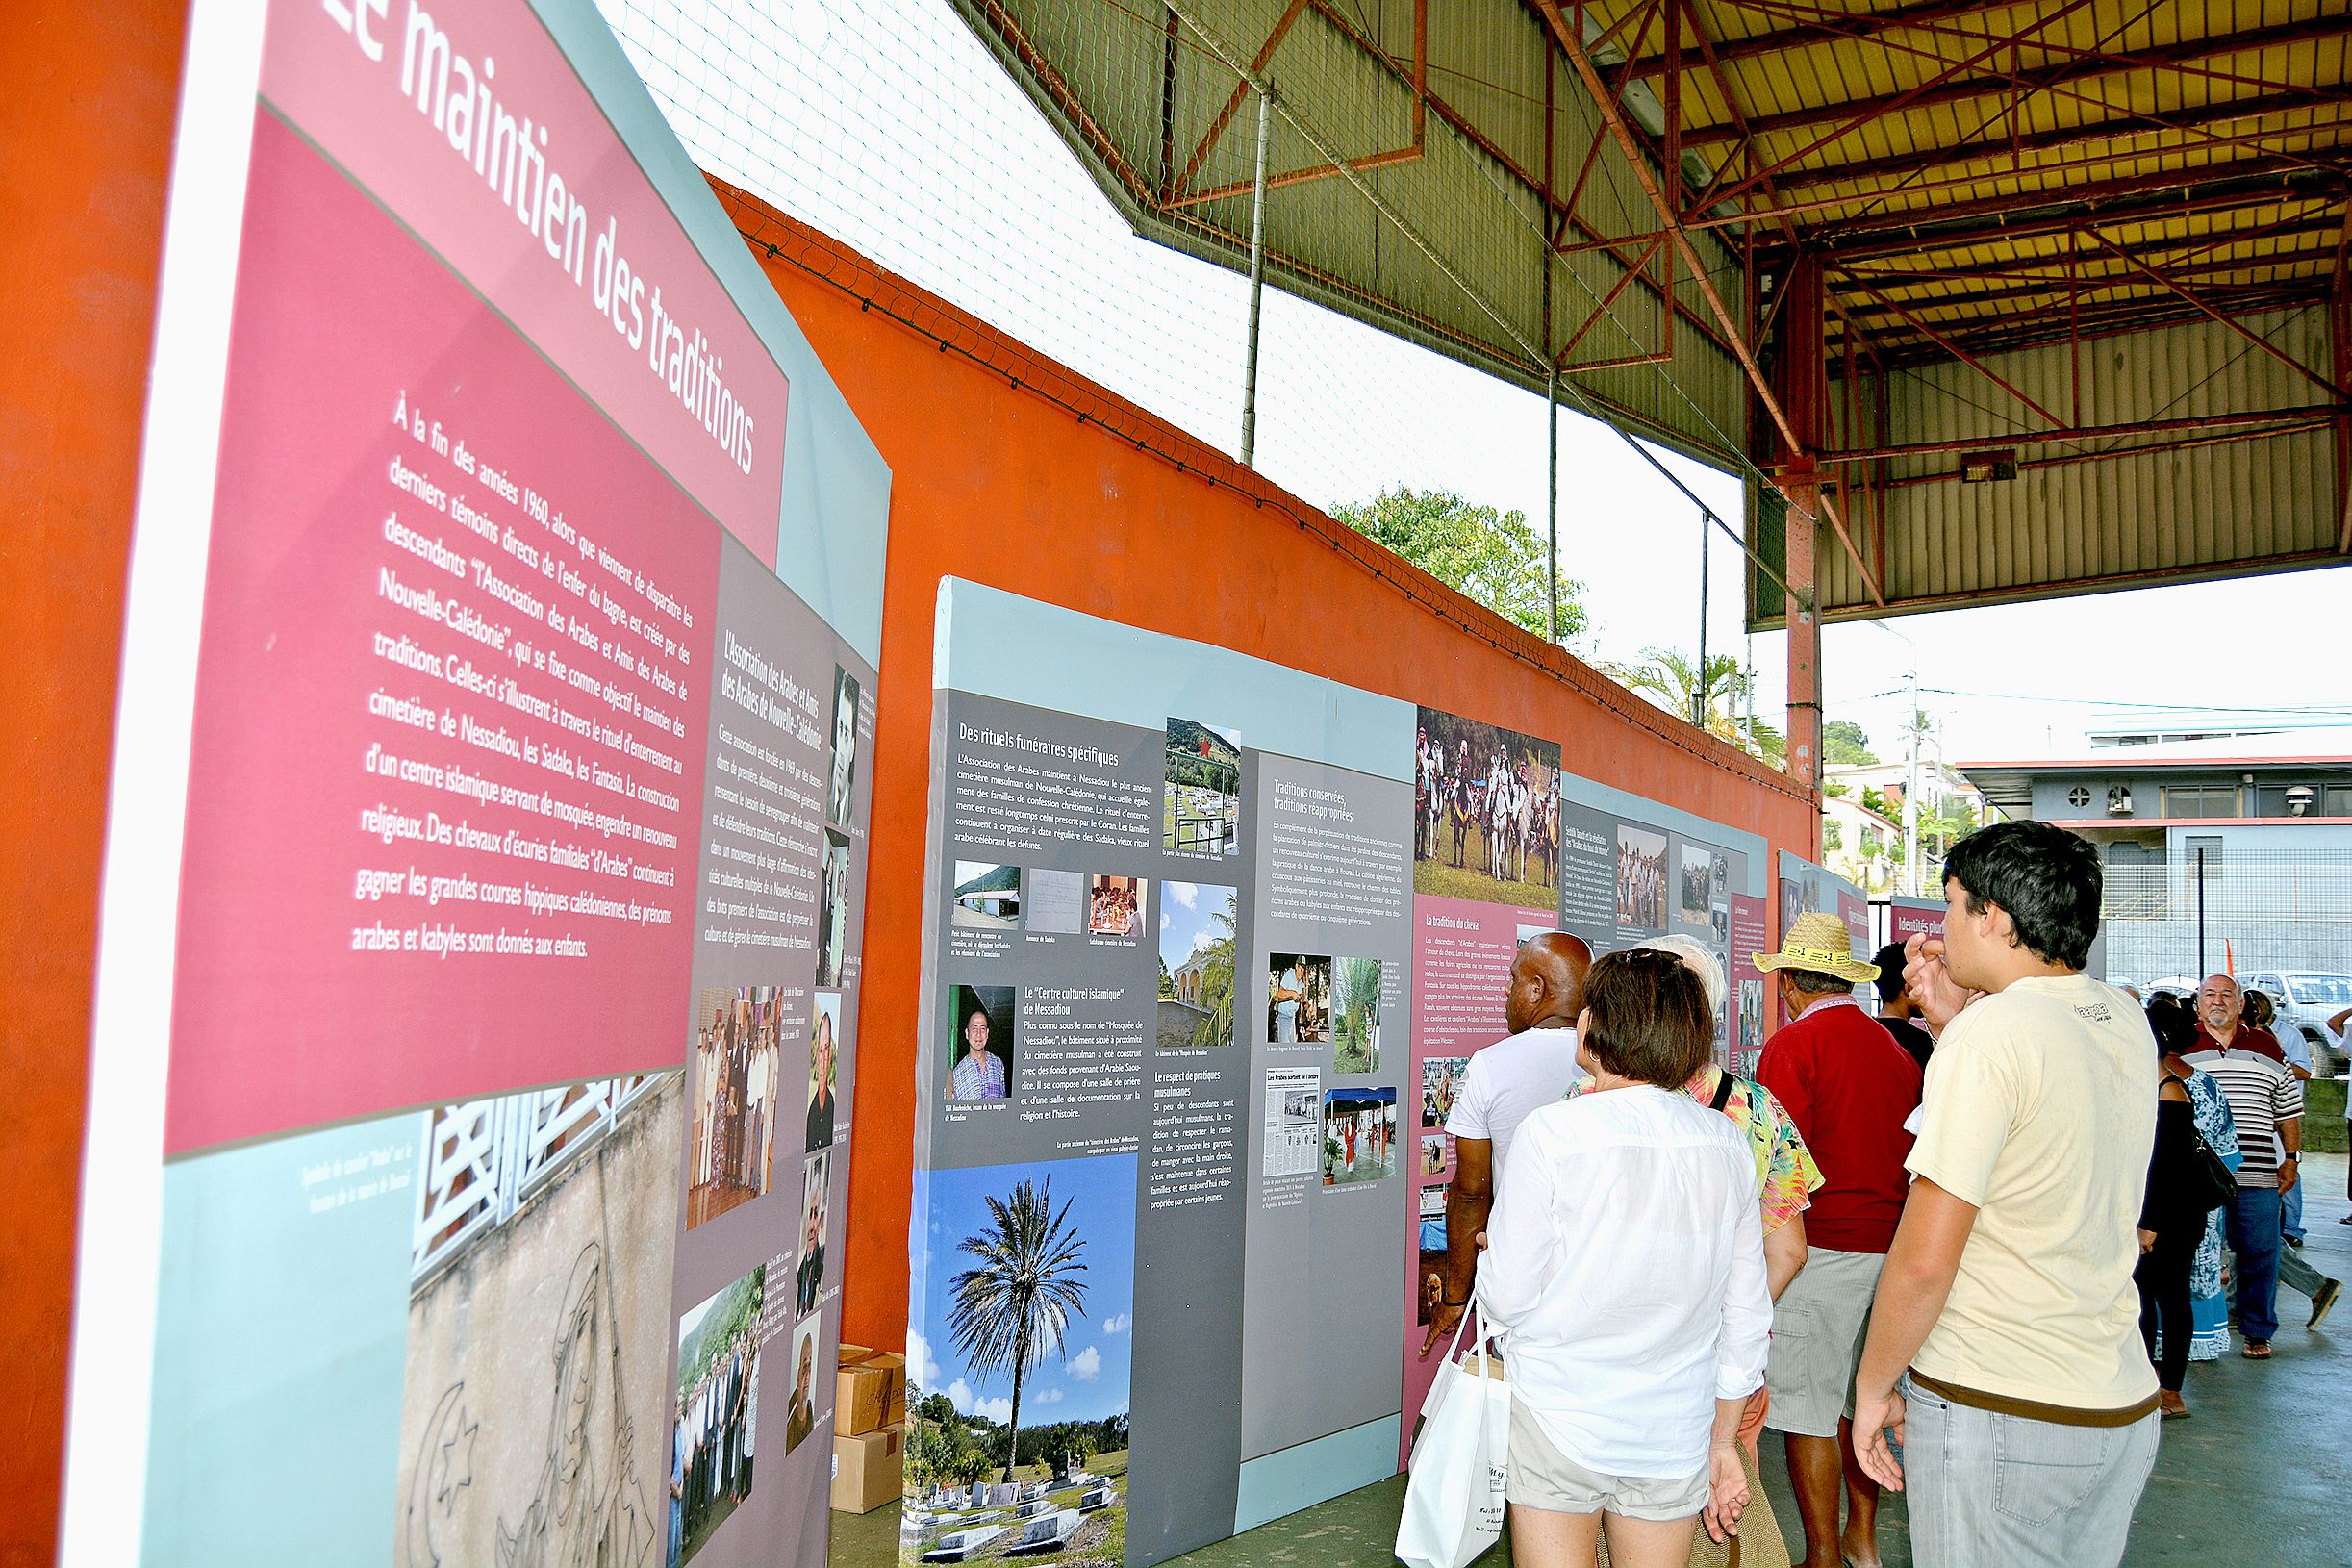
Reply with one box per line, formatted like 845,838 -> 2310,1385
1849,822 -> 2160,1568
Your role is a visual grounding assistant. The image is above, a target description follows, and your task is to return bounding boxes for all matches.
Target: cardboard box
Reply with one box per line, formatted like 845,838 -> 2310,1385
836,1362 -> 893,1436
837,1343 -> 875,1368
831,1422 -> 904,1513
866,1351 -> 907,1402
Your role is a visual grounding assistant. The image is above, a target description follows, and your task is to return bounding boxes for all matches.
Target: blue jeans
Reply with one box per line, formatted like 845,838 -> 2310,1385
2224,1185 -> 2283,1341
2283,1177 -> 2305,1241
1900,1375 -> 2159,1568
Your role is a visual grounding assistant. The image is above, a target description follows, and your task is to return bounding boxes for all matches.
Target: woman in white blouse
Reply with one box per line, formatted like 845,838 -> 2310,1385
1479,948 -> 1772,1567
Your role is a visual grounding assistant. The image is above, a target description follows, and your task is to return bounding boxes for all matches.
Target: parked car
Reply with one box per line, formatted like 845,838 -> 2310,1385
2241,972 -> 2352,1075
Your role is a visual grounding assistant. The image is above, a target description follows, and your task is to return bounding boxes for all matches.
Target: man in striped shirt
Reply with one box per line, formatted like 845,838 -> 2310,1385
2186,976 -> 2305,1356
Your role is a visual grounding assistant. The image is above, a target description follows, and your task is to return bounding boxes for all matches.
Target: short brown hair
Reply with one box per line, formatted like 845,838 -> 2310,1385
1581,948 -> 1712,1087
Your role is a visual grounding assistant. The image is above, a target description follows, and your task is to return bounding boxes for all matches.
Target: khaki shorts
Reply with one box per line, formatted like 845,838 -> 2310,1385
1505,1398 -> 1709,1521
1763,1246 -> 1884,1438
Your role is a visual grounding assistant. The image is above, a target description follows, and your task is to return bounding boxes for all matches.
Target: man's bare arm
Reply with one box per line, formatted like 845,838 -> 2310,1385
1421,1136 -> 1492,1356
1850,1178 -> 1980,1490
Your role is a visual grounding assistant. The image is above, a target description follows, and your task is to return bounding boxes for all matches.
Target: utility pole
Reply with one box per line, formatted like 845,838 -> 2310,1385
1546,371 -> 1558,643
1239,86 -> 1271,468
1903,669 -> 1921,897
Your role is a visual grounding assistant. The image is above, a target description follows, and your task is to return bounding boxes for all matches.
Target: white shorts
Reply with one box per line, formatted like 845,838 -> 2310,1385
1505,1398 -> 1708,1521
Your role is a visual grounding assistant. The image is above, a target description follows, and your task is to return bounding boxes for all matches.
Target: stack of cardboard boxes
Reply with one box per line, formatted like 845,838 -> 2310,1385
830,1344 -> 908,1513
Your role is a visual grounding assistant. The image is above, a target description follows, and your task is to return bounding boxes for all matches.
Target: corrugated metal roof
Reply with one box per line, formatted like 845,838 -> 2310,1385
949,0 -> 1753,467
953,0 -> 2349,620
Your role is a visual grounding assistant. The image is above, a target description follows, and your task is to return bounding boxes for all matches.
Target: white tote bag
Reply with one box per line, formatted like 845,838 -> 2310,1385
1395,1304 -> 1510,1568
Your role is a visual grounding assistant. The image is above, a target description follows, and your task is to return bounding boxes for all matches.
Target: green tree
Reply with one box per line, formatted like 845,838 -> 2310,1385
948,1179 -> 1091,1481
1187,898 -> 1238,1050
1601,647 -> 1783,765
1157,952 -> 1175,1001
1822,719 -> 1877,766
1331,487 -> 1587,641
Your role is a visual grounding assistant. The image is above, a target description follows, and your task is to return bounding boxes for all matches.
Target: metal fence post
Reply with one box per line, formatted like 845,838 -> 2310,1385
1239,86 -> 1271,468
2195,846 -> 2207,978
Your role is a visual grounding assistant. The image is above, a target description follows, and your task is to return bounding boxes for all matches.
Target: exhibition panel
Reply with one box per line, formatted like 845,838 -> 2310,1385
1778,852 -> 1871,957
65,2 -> 886,1565
910,582 -> 1783,1567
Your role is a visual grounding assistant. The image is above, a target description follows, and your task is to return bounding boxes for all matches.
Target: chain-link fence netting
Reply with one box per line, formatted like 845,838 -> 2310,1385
594,0 -> 1767,683
2104,851 -> 2352,999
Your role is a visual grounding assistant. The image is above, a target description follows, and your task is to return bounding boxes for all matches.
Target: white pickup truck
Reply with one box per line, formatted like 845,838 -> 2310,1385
2240,972 -> 2352,1075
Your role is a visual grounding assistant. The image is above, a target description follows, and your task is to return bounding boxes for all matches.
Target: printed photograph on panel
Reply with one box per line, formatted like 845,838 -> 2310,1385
951,861 -> 1023,931
795,1150 -> 833,1316
1330,956 -> 1382,1074
1419,1134 -> 1447,1176
1024,868 -> 1085,935
395,1073 -> 680,1568
1421,1056 -> 1467,1128
1412,707 -> 1563,907
1265,953 -> 1332,1045
816,828 -> 853,987
806,991 -> 841,1152
1157,881 -> 1237,1050
946,985 -> 1017,1102
1263,1068 -> 1321,1177
828,664 -> 862,829
670,1264 -> 766,1564
781,1314 -> 822,1457
689,987 -> 787,1228
1679,845 -> 1716,931
1616,825 -> 1667,929
1739,979 -> 1764,1052
1416,1190 -> 1449,1328
1163,716 -> 1241,859
902,1153 -> 1135,1568
1322,1087 -> 1397,1186
1086,873 -> 1144,940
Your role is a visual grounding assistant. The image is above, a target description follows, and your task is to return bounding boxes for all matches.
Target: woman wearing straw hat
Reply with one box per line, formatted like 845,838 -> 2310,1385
1751,911 -> 1924,1568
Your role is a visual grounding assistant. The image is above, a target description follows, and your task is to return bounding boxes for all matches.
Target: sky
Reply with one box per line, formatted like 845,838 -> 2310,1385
910,1152 -> 1136,1429
1157,878 -> 1236,975
599,0 -> 2352,771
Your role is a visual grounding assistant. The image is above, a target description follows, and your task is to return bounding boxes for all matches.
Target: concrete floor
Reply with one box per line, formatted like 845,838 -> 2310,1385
835,1152 -> 2352,1568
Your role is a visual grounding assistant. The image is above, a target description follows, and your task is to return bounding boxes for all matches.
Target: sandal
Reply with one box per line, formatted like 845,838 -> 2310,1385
2242,1339 -> 2272,1358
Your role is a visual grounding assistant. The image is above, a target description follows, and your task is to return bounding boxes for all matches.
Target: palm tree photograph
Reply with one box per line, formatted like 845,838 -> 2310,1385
903,1154 -> 1135,1568
1157,882 -> 1237,1050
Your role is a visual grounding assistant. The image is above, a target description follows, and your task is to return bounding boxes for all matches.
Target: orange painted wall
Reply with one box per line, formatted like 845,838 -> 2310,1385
0,15 -> 1808,1549
0,1 -> 188,1559
710,192 -> 1819,1357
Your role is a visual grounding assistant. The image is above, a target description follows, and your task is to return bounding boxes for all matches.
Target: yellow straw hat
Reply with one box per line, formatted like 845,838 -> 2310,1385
1753,910 -> 1881,983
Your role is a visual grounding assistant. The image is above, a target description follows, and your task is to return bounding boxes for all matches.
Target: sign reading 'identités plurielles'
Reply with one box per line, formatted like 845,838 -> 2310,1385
65,3 -> 885,1566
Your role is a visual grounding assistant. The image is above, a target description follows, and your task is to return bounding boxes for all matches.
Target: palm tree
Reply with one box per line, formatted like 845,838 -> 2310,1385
1602,646 -> 1784,765
1192,899 -> 1238,1049
948,1178 -> 1091,1481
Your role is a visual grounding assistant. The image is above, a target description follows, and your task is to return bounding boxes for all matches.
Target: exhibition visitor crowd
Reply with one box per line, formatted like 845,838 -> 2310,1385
1423,819 -> 2340,1568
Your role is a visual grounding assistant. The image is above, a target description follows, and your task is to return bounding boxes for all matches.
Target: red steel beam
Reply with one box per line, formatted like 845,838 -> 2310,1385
2081,229 -> 2349,399
1834,261 -> 2343,317
1772,90 -> 2352,194
1872,417 -> 2335,491
1841,286 -> 2337,369
1835,274 -> 2064,425
1555,234 -> 1666,361
1707,0 -> 2105,208
1164,145 -> 1425,210
1619,0 -> 2022,82
1815,176 -> 2343,261
1536,1 -> 1795,449
1802,402 -> 2349,465
1534,0 -> 1885,604
1170,0 -> 1310,201
1778,152 -> 2332,240
1676,13 -> 2352,152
